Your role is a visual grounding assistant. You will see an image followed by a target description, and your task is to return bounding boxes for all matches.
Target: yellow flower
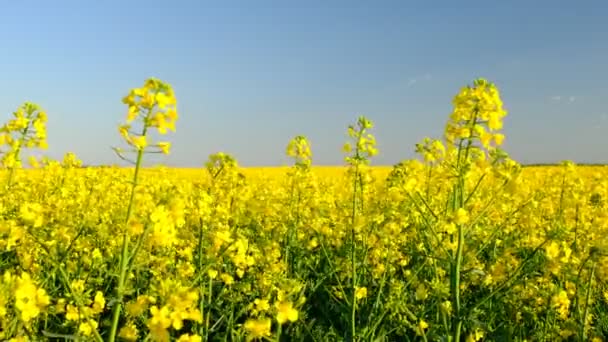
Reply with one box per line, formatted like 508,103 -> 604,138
220,273 -> 234,286
466,329 -> 485,342
551,290 -> 570,320
275,301 -> 298,324
415,284 -> 428,301
19,203 -> 44,228
0,294 -> 8,318
71,279 -> 86,294
128,220 -> 145,236
92,291 -> 105,314
126,105 -> 139,123
148,305 -> 171,342
494,133 -> 505,146
479,129 -> 492,148
78,319 -> 98,337
155,93 -> 172,109
118,323 -> 139,341
417,320 -> 429,335
130,135 -> 148,150
66,304 -> 80,321
14,273 -> 49,322
454,208 -> 470,225
442,222 -> 457,235
126,295 -> 151,317
119,124 -> 130,139
208,269 -> 218,280
243,318 -> 272,338
254,298 -> 270,312
488,111 -> 503,131
158,142 -> 171,155
440,301 -> 452,316
28,156 -> 40,168
8,337 -> 28,342
177,334 -> 202,342
545,242 -> 560,260
355,286 -> 368,300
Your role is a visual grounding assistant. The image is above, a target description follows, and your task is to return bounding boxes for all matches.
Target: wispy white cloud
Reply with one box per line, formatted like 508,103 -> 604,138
593,113 -> 607,129
550,95 -> 576,103
407,73 -> 432,87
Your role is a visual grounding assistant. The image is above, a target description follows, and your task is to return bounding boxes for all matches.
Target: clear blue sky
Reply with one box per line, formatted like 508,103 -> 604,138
1,1 -> 607,166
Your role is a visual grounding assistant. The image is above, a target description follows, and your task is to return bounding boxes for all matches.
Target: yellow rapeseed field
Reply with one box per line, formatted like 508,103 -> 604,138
2,78 -> 608,341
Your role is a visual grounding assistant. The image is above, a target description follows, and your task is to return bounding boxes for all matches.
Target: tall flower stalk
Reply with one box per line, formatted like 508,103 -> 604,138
0,102 -> 47,189
443,78 -> 508,341
285,135 -> 312,275
108,78 -> 178,342
343,116 -> 377,341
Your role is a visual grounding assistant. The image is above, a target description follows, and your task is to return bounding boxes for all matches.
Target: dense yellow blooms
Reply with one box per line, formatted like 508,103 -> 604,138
13,273 -> 50,322
275,301 -> 298,324
0,103 -> 47,180
243,318 -> 272,339
2,78 -> 608,341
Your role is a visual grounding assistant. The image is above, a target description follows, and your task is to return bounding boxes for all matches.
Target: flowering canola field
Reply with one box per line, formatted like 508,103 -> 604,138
2,78 -> 608,341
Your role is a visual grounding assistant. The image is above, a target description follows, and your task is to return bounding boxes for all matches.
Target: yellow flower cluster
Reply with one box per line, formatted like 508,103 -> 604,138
119,78 -> 178,154
2,78 -> 608,342
445,78 -> 506,150
286,135 -> 312,168
0,102 -> 47,170
0,271 -> 49,340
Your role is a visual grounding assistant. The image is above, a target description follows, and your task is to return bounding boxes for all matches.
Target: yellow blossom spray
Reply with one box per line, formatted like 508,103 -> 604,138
0,102 -> 48,188
108,78 -> 178,342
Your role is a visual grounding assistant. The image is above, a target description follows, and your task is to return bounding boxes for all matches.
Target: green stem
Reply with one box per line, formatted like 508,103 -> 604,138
206,277 -> 213,341
451,221 -> 464,341
285,172 -> 297,276
276,323 -> 282,342
108,123 -> 148,342
197,221 -> 205,336
449,110 -> 478,342
580,261 -> 596,341
350,130 -> 364,341
6,125 -> 29,189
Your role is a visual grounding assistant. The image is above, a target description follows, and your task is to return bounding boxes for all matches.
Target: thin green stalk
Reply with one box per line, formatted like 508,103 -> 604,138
318,236 -> 350,306
285,170 -> 300,276
425,164 -> 433,200
350,130 -> 363,341
350,166 -> 358,341
449,110 -> 478,342
451,219 -> 464,341
108,123 -> 148,342
197,221 -> 205,336
6,125 -> 29,189
276,324 -> 282,342
580,261 -> 596,341
206,277 -> 213,341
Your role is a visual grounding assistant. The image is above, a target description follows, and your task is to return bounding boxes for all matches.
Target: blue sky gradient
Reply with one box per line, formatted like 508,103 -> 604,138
1,1 -> 607,166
